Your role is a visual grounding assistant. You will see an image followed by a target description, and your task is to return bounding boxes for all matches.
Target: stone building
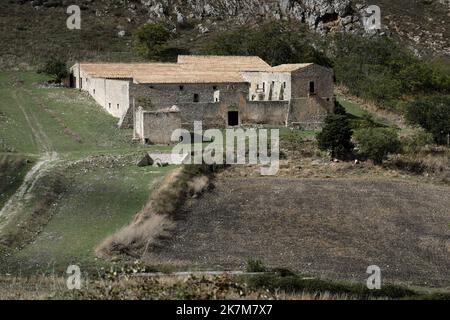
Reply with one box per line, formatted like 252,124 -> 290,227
69,55 -> 335,143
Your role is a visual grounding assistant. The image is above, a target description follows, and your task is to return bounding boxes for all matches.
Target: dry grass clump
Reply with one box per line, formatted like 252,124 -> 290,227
96,165 -> 212,259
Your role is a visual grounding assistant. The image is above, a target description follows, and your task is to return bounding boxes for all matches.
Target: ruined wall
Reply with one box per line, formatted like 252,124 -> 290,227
135,108 -> 181,145
241,101 -> 289,126
242,71 -> 291,102
289,64 -> 334,128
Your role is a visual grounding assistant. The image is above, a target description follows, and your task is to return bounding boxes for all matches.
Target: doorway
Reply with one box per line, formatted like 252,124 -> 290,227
228,111 -> 239,126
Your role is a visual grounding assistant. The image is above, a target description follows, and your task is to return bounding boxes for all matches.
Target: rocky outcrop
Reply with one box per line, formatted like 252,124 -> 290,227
140,0 -> 361,33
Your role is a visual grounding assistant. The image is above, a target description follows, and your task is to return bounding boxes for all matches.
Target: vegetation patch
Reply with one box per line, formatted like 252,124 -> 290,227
0,155 -> 33,210
96,165 -> 215,260
247,272 -> 450,300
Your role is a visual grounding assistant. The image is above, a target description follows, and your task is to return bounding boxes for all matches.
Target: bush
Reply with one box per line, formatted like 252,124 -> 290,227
133,24 -> 171,60
332,34 -> 449,109
333,100 -> 347,116
38,59 -> 68,83
405,96 -> 450,145
354,128 -> 401,164
248,274 -> 418,299
281,129 -> 304,151
317,114 -> 354,160
401,127 -> 434,154
246,259 -> 266,273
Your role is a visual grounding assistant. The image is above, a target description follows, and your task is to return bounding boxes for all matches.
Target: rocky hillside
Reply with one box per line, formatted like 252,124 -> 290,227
0,0 -> 448,69
356,0 -> 450,55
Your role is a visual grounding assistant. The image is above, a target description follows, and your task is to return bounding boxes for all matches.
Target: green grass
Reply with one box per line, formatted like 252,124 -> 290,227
0,72 -> 151,157
337,96 -> 392,127
0,155 -> 35,210
7,163 -> 174,273
0,71 -> 177,274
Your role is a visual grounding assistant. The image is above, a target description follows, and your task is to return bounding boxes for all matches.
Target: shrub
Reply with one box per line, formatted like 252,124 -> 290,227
401,127 -> 434,154
38,59 -> 68,83
248,274 -> 418,299
317,114 -> 354,160
281,129 -> 304,151
246,259 -> 266,273
405,96 -> 450,145
333,100 -> 347,116
354,128 -> 401,164
133,24 -> 171,60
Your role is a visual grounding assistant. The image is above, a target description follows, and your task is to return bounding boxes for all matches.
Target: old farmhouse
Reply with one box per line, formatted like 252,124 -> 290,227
70,56 -> 335,144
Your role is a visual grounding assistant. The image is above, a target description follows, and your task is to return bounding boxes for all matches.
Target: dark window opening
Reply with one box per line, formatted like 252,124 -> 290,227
213,86 -> 217,91
228,111 -> 239,126
193,94 -> 200,102
309,81 -> 315,94
179,85 -> 184,91
262,82 -> 265,92
149,85 -> 154,89
93,89 -> 96,94
283,82 -> 286,89
117,104 -> 120,109
108,103 -> 111,109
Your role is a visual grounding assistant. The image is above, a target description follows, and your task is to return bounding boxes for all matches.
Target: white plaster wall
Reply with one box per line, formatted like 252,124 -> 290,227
242,72 -> 291,102
105,79 -> 130,118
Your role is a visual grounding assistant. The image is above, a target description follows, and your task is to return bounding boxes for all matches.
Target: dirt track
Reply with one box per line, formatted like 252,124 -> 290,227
145,177 -> 450,288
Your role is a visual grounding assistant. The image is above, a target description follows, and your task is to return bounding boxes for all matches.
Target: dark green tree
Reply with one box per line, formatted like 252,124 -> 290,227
39,59 -> 68,83
201,22 -> 332,67
133,24 -> 171,60
405,96 -> 450,145
317,114 -> 354,159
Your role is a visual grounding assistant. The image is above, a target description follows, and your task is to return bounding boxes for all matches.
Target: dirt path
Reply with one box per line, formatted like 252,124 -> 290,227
0,88 -> 59,231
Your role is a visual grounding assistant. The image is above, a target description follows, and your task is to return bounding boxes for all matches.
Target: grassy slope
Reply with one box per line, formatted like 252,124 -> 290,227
8,163 -> 173,273
0,71 -> 175,274
0,155 -> 34,210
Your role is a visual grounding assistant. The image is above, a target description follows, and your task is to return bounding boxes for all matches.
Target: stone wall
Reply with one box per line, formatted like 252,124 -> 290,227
288,64 -> 334,127
132,82 -> 249,130
242,71 -> 291,102
241,101 -> 289,126
135,108 -> 181,145
130,82 -> 249,108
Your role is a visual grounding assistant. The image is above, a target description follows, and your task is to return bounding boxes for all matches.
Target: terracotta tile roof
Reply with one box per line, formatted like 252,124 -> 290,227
79,61 -> 249,84
177,55 -> 271,71
134,71 -> 246,84
77,57 -> 316,84
79,63 -> 180,78
270,63 -> 313,72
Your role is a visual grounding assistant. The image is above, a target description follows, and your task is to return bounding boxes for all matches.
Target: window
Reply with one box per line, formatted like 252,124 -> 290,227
283,82 -> 286,89
179,85 -> 184,91
309,81 -> 315,94
213,86 -> 217,91
108,103 -> 111,109
93,89 -> 96,95
117,104 -> 120,109
193,94 -> 200,102
262,82 -> 265,92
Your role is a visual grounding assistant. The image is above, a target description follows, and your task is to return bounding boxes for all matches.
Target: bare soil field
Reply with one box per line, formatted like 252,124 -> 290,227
144,177 -> 450,289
